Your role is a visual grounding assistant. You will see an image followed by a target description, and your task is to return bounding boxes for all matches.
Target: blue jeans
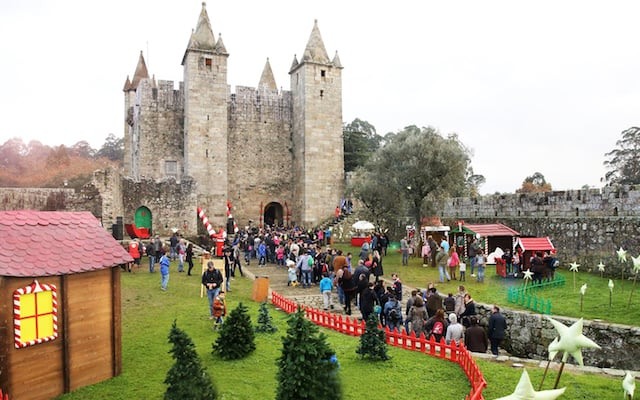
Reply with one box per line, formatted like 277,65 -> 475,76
477,265 -> 485,282
470,256 -> 477,275
301,270 -> 312,287
337,285 -> 345,304
178,254 -> 184,272
149,255 -> 156,272
207,288 -> 221,316
438,265 -> 450,282
401,250 -> 409,265
161,273 -> 169,290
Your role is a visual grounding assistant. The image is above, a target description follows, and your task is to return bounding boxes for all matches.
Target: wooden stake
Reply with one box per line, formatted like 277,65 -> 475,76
610,290 -> 612,308
539,359 -> 552,390
553,361 -> 566,389
580,294 -> 584,312
628,274 -> 637,308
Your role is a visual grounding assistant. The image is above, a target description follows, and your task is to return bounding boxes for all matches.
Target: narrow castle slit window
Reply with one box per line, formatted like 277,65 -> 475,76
320,69 -> 326,77
165,160 -> 178,178
205,58 -> 212,70
320,90 -> 324,98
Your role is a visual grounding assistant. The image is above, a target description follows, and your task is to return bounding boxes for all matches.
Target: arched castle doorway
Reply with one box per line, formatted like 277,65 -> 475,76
263,202 -> 283,227
135,206 -> 152,233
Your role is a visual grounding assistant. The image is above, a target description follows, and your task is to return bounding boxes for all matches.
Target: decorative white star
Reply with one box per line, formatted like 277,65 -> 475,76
617,247 -> 628,263
608,279 -> 615,291
632,255 -> 640,273
623,371 -> 636,399
546,317 -> 601,366
523,269 -> 534,281
548,337 -> 560,361
494,369 -> 566,400
569,262 -> 580,272
580,283 -> 588,296
597,262 -> 605,273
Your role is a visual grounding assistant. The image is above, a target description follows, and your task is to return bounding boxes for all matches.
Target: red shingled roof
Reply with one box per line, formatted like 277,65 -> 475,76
0,211 -> 133,277
464,223 -> 520,237
516,237 -> 555,251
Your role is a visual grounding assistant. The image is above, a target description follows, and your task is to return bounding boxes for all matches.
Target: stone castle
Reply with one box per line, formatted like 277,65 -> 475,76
118,2 -> 344,235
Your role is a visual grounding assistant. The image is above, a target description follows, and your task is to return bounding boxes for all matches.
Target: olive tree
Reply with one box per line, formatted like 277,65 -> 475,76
350,125 -> 472,235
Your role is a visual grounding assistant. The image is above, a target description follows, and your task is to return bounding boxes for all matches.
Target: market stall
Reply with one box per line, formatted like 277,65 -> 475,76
351,220 -> 374,247
449,222 -> 520,262
514,236 -> 555,269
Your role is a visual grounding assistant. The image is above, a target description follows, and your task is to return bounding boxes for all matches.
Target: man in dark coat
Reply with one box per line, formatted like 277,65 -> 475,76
464,316 -> 488,353
488,305 -> 508,356
359,282 -> 378,323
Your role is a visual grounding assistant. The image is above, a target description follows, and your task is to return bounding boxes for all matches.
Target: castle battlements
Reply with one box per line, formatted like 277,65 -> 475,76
442,185 -> 640,219
230,86 -> 292,122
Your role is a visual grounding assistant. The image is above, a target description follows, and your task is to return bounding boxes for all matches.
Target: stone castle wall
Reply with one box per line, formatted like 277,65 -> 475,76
228,86 -> 295,224
473,303 -> 640,370
441,186 -> 640,277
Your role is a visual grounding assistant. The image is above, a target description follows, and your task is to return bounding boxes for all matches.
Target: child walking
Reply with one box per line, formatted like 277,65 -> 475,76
212,292 -> 227,330
287,259 -> 298,287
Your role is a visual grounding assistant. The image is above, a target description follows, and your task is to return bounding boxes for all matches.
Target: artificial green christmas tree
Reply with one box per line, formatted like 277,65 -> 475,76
255,302 -> 278,333
165,320 -> 217,400
356,312 -> 390,361
212,302 -> 256,360
276,308 -> 342,400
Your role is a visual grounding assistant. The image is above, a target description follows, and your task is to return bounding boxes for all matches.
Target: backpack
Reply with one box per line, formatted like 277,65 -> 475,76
388,308 -> 399,323
307,256 -> 314,267
432,320 -> 444,335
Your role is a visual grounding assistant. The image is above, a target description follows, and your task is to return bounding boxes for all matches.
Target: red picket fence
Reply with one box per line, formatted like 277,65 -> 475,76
271,291 -> 487,400
0,388 -> 9,400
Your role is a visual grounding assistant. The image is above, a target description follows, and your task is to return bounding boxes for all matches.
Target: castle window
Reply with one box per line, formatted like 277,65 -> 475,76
13,280 -> 58,348
320,69 -> 326,77
320,90 -> 324,98
165,161 -> 178,178
205,58 -> 212,70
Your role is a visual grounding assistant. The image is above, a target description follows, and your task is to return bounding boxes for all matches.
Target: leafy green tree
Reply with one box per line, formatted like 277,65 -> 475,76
212,302 -> 256,360
603,127 -> 640,185
356,313 -> 389,361
165,320 -> 217,400
517,172 -> 552,193
465,166 -> 486,197
255,302 -> 278,333
96,133 -> 124,162
276,308 -> 341,400
350,125 -> 472,233
343,118 -> 381,172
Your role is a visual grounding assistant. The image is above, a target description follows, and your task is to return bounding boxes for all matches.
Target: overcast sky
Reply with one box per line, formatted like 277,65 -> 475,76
2,0 -> 639,194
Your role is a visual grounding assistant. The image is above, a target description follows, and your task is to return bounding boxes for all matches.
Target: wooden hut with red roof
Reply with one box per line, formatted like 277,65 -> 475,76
0,211 -> 132,400
449,222 -> 520,261
514,236 -> 556,269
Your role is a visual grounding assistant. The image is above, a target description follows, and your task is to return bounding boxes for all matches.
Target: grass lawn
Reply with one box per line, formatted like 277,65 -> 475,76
56,251 -> 628,399
334,244 -> 640,326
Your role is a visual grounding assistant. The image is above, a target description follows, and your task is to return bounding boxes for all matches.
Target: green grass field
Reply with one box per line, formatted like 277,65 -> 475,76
55,248 -> 631,399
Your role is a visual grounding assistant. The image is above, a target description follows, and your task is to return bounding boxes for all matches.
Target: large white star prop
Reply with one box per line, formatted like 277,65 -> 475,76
580,283 -> 588,296
617,247 -> 628,263
632,255 -> 640,273
623,371 -> 635,398
608,279 -> 615,292
597,262 -> 605,273
548,337 -> 560,361
546,317 -> 601,366
523,269 -> 534,281
494,369 -> 566,400
569,262 -> 580,272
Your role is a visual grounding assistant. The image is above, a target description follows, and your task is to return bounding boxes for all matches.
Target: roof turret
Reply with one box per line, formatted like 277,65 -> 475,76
258,58 -> 277,91
190,2 -> 216,51
332,51 -> 343,69
131,51 -> 149,89
301,20 -> 330,64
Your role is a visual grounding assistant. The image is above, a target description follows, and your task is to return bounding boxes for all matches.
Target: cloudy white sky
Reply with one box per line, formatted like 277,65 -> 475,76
1,0 -> 639,194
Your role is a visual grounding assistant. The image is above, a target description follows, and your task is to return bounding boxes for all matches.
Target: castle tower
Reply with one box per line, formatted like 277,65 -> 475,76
123,51 -> 150,178
182,2 -> 229,224
290,20 -> 344,225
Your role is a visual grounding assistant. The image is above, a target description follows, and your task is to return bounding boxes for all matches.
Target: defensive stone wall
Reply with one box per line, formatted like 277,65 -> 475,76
441,186 -> 640,277
474,303 -> 640,370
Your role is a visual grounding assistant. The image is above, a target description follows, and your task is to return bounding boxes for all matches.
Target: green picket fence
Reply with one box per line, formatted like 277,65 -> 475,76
506,273 -> 566,314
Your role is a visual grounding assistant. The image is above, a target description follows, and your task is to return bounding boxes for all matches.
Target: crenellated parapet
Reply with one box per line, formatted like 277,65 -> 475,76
229,86 -> 292,123
442,186 -> 640,219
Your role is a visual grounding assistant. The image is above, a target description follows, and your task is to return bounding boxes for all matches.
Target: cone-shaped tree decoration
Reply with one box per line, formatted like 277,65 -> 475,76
255,302 -> 278,333
356,313 -> 389,361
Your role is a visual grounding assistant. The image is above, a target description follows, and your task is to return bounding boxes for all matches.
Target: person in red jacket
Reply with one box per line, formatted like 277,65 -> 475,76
128,238 -> 142,272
